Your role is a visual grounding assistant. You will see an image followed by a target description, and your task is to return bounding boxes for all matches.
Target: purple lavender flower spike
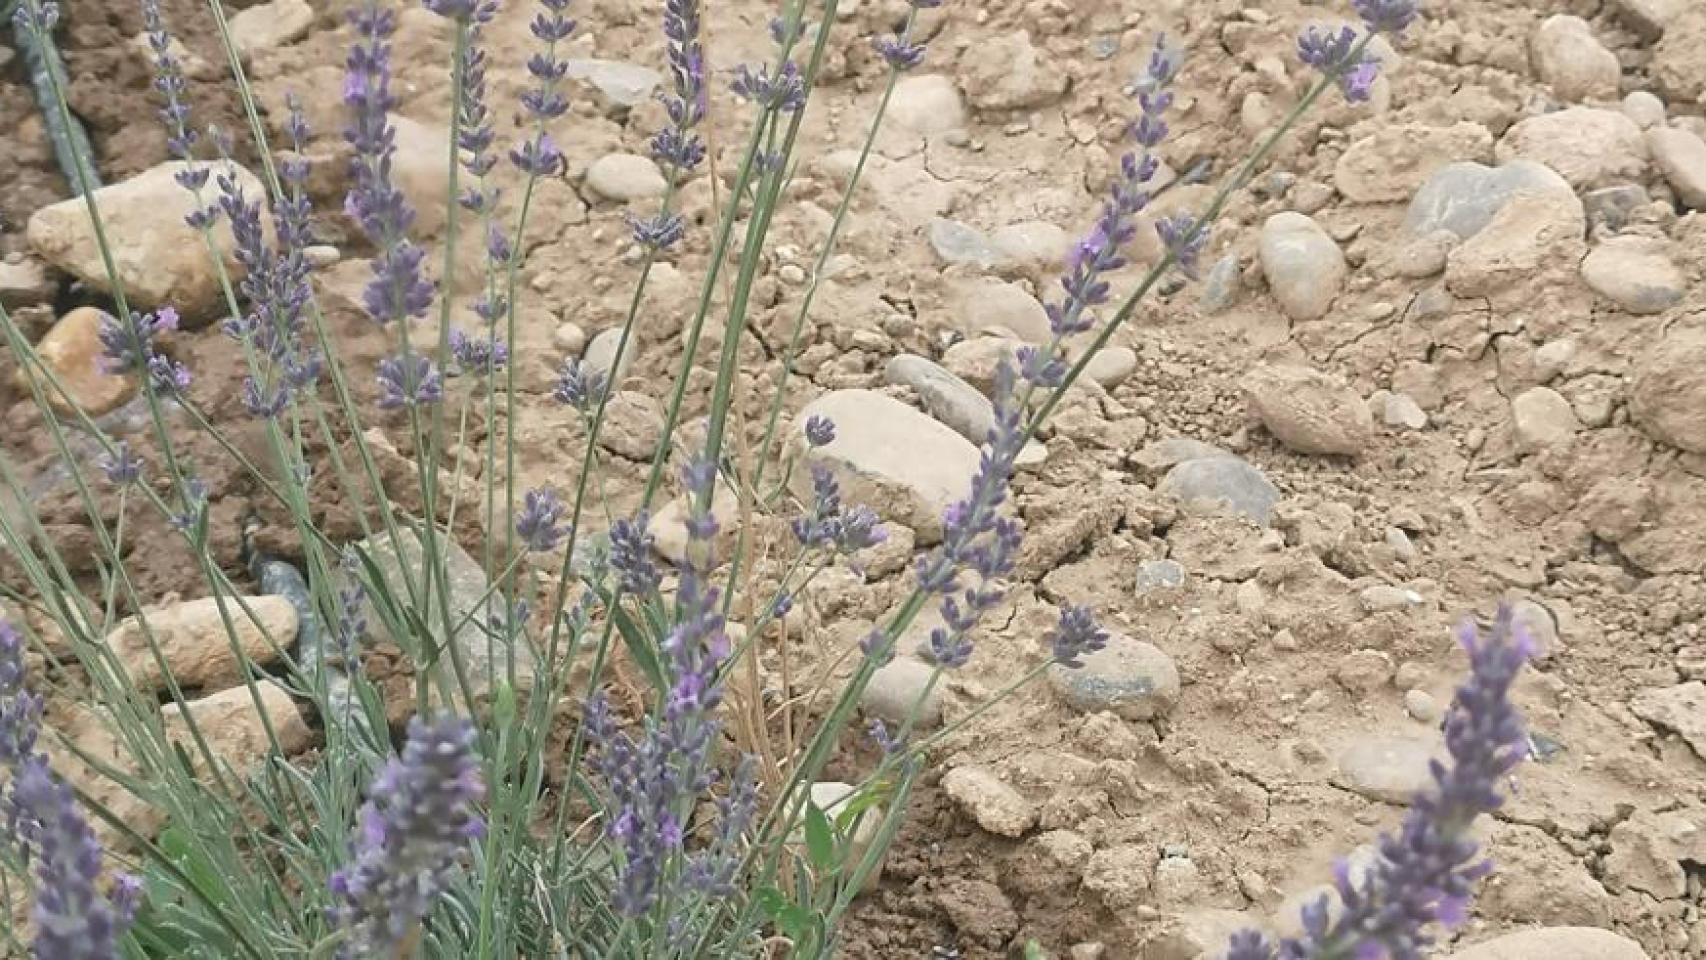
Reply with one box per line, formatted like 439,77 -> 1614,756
652,0 -> 707,173
584,461 -> 749,916
9,757 -> 143,958
140,0 -> 198,162
1226,605 -> 1529,960
327,714 -> 484,959
1048,605 -> 1108,668
376,354 -> 444,410
907,356 -> 1028,669
515,487 -> 569,553
523,0 -> 576,126
2,617 -> 142,958
1044,33 -> 1182,340
1,617 -> 44,766
344,1 -> 436,325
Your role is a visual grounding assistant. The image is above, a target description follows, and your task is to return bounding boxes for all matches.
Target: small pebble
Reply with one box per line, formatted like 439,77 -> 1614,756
1404,689 -> 1440,722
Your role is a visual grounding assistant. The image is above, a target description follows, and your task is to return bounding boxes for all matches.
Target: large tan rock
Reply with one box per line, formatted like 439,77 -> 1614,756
1335,122 -> 1494,203
1446,927 -> 1648,960
10,307 -> 137,416
1495,108 -> 1647,190
1630,327 -> 1706,453
162,680 -> 313,776
1259,213 -> 1345,322
1445,192 -> 1586,299
26,161 -> 269,320
792,390 -> 981,543
1242,364 -> 1374,457
105,595 -> 298,692
1530,16 -> 1622,102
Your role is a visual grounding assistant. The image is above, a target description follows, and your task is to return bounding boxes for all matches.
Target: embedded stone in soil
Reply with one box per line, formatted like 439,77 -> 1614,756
941,764 -> 1037,838
1046,632 -> 1180,721
791,389 -> 981,544
1333,734 -> 1439,804
344,525 -> 537,709
858,655 -> 943,728
1156,456 -> 1280,527
1444,926 -> 1651,960
105,595 -> 298,693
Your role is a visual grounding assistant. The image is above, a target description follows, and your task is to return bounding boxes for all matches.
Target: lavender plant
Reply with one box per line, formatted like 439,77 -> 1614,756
0,0 -> 1533,956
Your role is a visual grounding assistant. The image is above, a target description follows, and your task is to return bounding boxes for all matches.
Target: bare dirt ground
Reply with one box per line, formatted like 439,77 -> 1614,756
2,0 -> 1704,957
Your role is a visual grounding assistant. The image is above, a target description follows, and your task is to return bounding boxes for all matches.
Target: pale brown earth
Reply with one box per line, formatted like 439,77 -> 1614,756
2,0 -> 1704,958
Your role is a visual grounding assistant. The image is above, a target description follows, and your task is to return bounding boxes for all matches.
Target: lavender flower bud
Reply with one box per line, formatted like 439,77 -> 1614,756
96,442 -> 143,487
607,515 -> 660,595
515,487 -> 569,553
804,413 -> 835,447
449,329 -> 509,375
1297,24 -> 1382,103
1155,213 -> 1210,278
553,358 -> 607,412
327,715 -> 485,958
170,477 -> 208,532
730,61 -> 806,113
867,717 -> 903,754
11,1 -> 59,38
422,0 -> 498,23
509,131 -> 564,176
1047,605 -> 1108,668
97,307 -> 178,374
1353,0 -> 1419,34
858,628 -> 893,666
626,211 -> 685,251
376,354 -> 444,410
873,35 -> 927,71
241,377 -> 291,418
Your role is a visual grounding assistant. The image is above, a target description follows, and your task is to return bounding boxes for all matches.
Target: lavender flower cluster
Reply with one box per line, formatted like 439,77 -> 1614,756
792,416 -> 886,556
1,618 -> 142,958
583,459 -> 757,918
1226,606 -> 1528,960
96,306 -> 190,397
1298,0 -> 1419,102
326,714 -> 485,958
